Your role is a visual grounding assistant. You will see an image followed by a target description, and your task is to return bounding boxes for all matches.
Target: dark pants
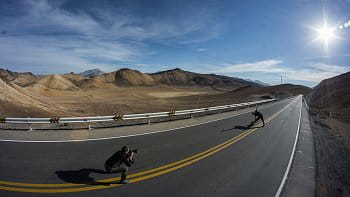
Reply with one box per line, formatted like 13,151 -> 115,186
255,115 -> 265,126
250,115 -> 265,127
104,164 -> 128,181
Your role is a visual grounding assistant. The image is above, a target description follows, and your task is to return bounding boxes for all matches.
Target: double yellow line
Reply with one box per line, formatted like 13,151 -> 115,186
0,128 -> 257,193
0,99 -> 297,193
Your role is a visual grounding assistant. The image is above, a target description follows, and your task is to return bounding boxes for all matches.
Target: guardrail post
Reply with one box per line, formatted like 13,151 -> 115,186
147,115 -> 151,125
168,109 -> 175,119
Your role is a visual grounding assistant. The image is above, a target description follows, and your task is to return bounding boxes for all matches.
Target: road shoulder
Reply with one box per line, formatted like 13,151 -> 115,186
282,100 -> 315,197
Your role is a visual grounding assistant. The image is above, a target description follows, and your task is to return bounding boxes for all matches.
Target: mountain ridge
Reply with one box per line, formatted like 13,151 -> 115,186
78,68 -> 105,77
0,67 -> 263,90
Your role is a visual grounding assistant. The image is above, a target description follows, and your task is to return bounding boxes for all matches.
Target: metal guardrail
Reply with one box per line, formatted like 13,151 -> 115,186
2,99 -> 275,125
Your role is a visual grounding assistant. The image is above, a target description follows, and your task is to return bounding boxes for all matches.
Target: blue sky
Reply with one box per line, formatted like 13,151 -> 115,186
0,0 -> 350,87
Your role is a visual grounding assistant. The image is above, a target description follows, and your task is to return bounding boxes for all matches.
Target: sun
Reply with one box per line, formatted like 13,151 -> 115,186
310,21 -> 340,57
315,25 -> 336,43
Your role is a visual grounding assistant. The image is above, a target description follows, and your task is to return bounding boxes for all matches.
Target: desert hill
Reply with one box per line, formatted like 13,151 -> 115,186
171,83 -> 312,109
37,74 -> 79,91
115,68 -> 155,86
62,73 -> 86,85
78,76 -> 111,88
111,68 -> 261,89
102,71 -> 117,83
78,68 -> 105,77
242,84 -> 312,97
0,67 -> 310,117
0,78 -> 71,117
108,68 -> 263,90
307,71 -> 350,114
0,68 -> 262,90
0,68 -> 37,87
229,83 -> 311,100
150,68 -> 260,90
150,68 -> 197,85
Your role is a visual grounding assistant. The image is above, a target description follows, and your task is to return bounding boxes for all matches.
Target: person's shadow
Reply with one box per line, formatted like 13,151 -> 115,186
55,168 -> 115,186
221,123 -> 263,132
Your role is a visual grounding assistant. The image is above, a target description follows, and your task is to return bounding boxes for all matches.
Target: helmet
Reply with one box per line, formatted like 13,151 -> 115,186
121,146 -> 129,152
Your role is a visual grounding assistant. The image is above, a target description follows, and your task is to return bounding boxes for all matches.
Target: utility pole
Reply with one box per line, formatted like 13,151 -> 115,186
280,76 -> 283,84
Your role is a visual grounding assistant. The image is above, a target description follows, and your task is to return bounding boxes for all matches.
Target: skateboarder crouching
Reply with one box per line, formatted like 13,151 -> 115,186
250,109 -> 265,127
104,146 -> 136,184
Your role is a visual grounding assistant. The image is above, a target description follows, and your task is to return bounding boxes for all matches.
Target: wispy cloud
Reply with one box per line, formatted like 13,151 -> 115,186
0,35 -> 142,74
0,0 -> 222,73
216,60 -> 284,73
1,0 -> 222,43
215,59 -> 350,83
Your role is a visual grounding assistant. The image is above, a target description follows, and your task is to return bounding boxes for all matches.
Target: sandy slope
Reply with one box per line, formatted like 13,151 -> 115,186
0,79 -> 73,117
37,74 -> 79,90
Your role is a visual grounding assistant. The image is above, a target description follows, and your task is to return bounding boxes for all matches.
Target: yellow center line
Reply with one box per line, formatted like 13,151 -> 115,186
0,98 -> 298,193
0,129 -> 257,193
0,128 -> 250,188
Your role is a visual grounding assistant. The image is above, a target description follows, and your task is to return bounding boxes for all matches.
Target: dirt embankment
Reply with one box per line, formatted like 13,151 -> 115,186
307,71 -> 350,123
310,115 -> 350,197
307,71 -> 350,197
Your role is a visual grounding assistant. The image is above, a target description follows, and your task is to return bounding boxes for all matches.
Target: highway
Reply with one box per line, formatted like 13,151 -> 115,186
0,96 -> 302,197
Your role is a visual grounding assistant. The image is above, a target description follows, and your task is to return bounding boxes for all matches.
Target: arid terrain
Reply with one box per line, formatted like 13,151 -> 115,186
307,71 -> 350,197
0,68 -> 310,118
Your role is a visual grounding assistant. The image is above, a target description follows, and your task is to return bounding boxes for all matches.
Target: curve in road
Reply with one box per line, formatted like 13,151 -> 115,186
0,96 -> 302,197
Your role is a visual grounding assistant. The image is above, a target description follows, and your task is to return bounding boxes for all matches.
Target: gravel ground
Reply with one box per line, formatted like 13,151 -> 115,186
310,114 -> 350,197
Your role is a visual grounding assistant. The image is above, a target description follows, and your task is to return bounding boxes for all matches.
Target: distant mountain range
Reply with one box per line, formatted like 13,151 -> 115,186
78,68 -> 105,77
245,79 -> 270,86
0,67 -> 263,91
115,68 -> 262,90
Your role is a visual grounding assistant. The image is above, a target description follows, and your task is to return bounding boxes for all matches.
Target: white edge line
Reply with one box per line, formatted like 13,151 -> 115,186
274,96 -> 303,197
303,97 -> 310,110
0,98 -> 293,143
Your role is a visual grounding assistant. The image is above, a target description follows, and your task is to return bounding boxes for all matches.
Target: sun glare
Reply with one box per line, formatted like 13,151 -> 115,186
310,20 -> 340,57
316,25 -> 336,43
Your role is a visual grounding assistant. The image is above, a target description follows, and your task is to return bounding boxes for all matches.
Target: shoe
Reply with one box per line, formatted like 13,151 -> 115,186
120,179 -> 129,184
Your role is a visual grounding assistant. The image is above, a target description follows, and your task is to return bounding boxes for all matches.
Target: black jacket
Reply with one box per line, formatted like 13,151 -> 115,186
253,110 -> 263,119
105,151 -> 132,167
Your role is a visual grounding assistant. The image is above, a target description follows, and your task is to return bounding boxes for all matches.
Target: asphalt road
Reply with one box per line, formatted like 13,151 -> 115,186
0,96 -> 302,197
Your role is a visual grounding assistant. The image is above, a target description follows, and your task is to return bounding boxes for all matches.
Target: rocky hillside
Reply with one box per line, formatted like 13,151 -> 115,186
307,71 -> 350,113
37,74 -> 79,91
0,78 -> 69,117
0,68 -> 37,87
0,68 -> 262,90
173,83 -> 312,106
115,68 -> 155,86
150,68 -> 260,90
78,68 -> 105,77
